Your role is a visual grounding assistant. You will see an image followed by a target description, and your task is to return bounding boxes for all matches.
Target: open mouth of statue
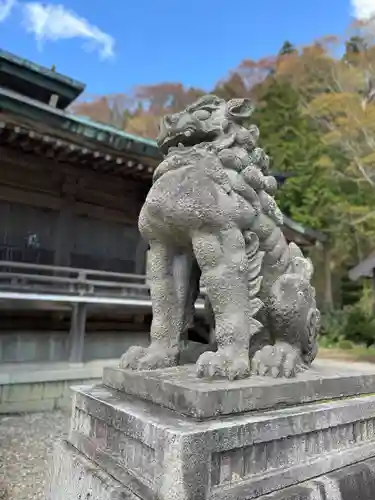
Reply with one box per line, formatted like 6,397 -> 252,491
162,129 -> 217,153
162,128 -> 197,152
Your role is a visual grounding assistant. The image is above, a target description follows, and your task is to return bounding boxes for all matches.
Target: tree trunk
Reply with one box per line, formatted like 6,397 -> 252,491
323,243 -> 334,311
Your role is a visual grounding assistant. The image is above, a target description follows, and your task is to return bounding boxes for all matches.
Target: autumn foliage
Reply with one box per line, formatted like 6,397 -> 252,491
69,17 -> 375,315
67,16 -> 375,337
71,84 -> 204,139
69,20 -> 375,241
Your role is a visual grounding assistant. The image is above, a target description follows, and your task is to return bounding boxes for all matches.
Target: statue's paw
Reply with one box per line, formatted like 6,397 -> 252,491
120,344 -> 179,371
120,346 -> 148,370
251,343 -> 305,378
196,349 -> 250,381
135,347 -> 179,370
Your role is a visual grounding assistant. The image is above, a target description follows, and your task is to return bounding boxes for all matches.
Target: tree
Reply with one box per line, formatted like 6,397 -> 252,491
70,83 -> 205,139
303,37 -> 375,233
70,93 -> 132,129
344,35 -> 367,60
122,83 -> 205,139
275,38 -> 339,100
250,77 -> 334,230
132,83 -> 204,115
234,57 -> 276,94
272,30 -> 375,310
125,112 -> 161,139
278,41 -> 297,56
249,77 -> 345,308
213,72 -> 248,100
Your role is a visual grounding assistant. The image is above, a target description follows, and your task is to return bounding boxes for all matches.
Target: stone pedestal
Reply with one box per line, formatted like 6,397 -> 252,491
47,360 -> 375,500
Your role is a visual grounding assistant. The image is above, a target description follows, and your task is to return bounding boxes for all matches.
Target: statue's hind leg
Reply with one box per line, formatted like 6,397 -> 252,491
251,244 -> 319,378
192,227 -> 262,380
120,240 -> 199,370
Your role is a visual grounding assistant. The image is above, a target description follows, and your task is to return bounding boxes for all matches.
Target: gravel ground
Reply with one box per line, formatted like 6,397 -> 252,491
0,410 -> 70,500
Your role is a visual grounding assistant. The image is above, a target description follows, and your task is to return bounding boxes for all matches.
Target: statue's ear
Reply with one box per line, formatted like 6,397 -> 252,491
226,98 -> 253,121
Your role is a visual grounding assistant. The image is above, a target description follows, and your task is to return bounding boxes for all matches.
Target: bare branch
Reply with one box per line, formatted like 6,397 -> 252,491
351,210 -> 375,224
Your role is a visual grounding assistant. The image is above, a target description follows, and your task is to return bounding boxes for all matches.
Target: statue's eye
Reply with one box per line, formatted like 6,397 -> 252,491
193,109 -> 211,120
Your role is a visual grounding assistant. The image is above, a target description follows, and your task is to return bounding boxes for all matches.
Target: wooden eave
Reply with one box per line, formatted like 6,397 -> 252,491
0,86 -> 161,162
0,115 -> 158,180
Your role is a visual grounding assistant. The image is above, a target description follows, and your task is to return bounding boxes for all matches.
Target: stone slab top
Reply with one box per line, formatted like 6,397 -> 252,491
102,360 -> 375,420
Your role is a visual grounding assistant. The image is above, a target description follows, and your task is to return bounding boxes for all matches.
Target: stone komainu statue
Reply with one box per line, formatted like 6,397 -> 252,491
121,95 -> 320,380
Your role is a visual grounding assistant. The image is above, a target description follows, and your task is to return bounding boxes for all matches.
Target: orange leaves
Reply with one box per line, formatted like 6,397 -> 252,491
124,83 -> 205,139
236,57 -> 276,90
125,113 -> 160,140
275,42 -> 336,99
70,93 -> 132,129
69,84 -> 204,139
133,83 -> 204,115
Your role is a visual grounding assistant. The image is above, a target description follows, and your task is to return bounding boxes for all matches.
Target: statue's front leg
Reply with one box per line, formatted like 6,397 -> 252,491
192,227 -> 262,380
120,241 -> 191,370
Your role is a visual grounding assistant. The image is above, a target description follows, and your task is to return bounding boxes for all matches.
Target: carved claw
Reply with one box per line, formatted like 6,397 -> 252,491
120,345 -> 179,371
196,349 -> 250,380
251,343 -> 305,378
120,346 -> 148,370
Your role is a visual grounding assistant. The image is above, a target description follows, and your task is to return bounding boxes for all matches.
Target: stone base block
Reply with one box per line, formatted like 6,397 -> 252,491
48,439 -> 375,500
65,381 -> 375,500
103,360 -> 375,418
46,440 -> 138,500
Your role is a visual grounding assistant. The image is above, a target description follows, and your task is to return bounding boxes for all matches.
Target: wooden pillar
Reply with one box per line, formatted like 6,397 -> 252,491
322,242 -> 333,311
54,177 -> 79,267
68,303 -> 87,363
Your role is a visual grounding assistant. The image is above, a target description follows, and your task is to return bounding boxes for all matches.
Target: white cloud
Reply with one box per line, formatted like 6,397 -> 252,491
21,3 -> 115,60
0,0 -> 15,22
352,0 -> 375,20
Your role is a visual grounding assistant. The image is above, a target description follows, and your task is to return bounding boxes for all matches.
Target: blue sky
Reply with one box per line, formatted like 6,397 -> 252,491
0,0 -> 369,97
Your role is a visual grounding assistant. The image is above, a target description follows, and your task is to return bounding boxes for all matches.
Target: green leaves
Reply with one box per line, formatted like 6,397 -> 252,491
250,78 -> 332,232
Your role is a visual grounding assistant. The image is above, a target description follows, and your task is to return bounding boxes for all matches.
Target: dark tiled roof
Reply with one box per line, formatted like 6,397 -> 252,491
0,49 -> 85,109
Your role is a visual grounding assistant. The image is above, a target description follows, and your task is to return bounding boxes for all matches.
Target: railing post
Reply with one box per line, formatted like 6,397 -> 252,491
68,303 -> 87,363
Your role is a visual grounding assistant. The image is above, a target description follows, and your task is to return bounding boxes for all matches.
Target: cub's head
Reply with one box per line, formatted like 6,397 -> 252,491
157,94 -> 254,154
